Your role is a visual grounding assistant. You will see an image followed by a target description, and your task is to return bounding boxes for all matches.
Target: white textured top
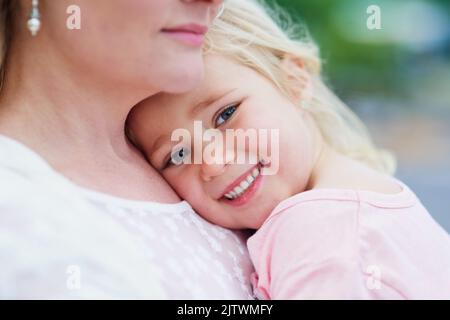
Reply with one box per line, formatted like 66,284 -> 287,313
0,135 -> 254,299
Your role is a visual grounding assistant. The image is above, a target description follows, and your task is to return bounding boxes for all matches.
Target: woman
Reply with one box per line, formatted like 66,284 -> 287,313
0,0 -> 253,299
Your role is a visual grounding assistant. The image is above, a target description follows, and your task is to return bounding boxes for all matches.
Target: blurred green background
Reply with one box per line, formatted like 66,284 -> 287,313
271,0 -> 450,231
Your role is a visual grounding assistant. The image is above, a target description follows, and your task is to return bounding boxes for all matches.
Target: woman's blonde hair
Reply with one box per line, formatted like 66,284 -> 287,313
205,0 -> 396,175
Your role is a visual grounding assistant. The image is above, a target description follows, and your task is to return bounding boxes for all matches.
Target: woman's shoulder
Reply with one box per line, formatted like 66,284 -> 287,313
0,174 -> 170,298
0,134 -> 60,211
0,187 -> 169,299
0,134 -> 53,175
0,135 -> 167,298
0,134 -> 83,216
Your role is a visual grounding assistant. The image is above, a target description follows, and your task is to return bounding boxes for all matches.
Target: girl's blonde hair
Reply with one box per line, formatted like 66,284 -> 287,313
205,0 -> 396,175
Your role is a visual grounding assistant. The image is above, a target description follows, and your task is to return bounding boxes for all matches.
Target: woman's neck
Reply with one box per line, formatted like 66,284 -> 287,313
0,34 -> 154,164
0,34 -> 181,203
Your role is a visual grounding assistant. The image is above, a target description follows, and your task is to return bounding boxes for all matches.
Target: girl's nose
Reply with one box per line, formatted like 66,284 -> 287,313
200,148 -> 234,182
200,162 -> 226,182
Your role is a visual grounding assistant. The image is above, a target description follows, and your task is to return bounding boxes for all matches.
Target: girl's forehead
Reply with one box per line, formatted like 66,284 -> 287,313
203,54 -> 244,81
165,56 -> 247,106
141,55 -> 251,120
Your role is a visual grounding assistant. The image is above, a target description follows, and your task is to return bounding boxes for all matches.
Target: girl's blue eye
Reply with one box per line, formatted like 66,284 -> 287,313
215,104 -> 238,126
166,146 -> 190,168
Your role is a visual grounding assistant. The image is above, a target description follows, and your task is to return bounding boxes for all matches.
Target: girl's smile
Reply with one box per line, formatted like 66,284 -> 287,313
220,161 -> 266,207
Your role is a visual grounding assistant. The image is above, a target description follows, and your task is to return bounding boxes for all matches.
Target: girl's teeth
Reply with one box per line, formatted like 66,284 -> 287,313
234,186 -> 244,194
240,180 -> 250,189
223,166 -> 262,200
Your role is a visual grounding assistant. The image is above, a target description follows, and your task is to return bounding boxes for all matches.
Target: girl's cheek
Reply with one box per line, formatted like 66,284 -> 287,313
165,170 -> 187,195
167,169 -> 204,203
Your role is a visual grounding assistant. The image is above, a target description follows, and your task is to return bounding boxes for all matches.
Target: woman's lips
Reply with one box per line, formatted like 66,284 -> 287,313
161,24 -> 208,47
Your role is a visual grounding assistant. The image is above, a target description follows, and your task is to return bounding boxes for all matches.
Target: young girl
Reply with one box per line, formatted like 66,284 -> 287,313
126,0 -> 450,299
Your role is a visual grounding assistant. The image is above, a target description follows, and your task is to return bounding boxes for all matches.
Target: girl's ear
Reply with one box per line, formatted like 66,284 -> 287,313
280,54 -> 312,103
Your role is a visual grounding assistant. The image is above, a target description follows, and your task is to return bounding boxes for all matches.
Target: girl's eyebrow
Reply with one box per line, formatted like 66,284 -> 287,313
190,88 -> 237,117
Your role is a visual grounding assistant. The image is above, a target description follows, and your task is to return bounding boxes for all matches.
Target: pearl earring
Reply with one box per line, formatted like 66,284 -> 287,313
27,0 -> 41,36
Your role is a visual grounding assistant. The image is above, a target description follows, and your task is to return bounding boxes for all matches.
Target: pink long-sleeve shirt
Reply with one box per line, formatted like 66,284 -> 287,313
247,179 -> 450,299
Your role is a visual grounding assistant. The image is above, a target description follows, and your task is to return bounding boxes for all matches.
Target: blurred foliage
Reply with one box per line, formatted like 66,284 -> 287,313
268,0 -> 450,102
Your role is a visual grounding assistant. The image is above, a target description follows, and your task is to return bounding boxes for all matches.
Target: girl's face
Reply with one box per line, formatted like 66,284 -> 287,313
128,55 -> 319,229
34,0 -> 223,94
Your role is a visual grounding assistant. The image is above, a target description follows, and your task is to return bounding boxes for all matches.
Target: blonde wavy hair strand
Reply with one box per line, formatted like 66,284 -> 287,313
204,0 -> 396,174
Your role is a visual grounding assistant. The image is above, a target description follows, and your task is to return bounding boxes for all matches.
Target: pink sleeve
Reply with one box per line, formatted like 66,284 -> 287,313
271,257 -> 374,299
254,201 -> 403,299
